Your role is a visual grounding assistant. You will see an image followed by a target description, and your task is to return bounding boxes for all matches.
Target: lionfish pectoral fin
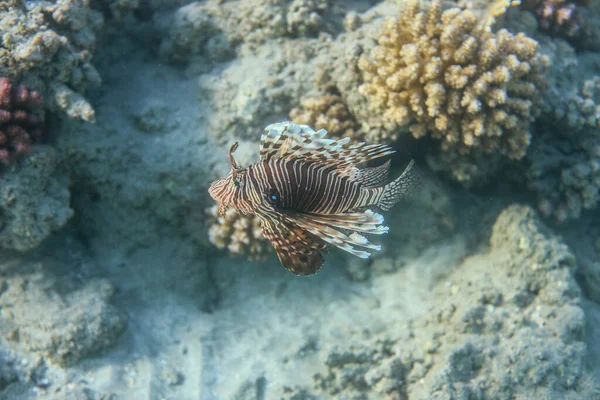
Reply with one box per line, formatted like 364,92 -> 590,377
279,210 -> 387,259
259,213 -> 327,276
377,160 -> 420,211
218,202 -> 228,218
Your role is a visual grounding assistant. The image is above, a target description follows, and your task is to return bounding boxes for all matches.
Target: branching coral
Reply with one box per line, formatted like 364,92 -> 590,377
206,205 -> 270,261
289,94 -> 360,141
521,0 -> 599,51
358,0 -> 548,183
0,78 -> 44,167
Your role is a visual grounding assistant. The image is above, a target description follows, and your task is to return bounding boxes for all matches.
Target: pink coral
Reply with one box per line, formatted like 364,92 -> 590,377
0,78 -> 45,168
521,0 -> 599,50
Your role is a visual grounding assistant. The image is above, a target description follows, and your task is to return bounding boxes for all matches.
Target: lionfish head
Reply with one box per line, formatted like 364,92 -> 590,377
208,142 -> 247,217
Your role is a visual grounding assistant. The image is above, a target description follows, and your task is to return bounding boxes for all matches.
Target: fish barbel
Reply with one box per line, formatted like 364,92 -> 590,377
208,122 -> 418,275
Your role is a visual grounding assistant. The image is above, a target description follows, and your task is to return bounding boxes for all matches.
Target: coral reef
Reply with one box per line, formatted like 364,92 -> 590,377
286,0 -> 330,37
357,0 -> 548,184
0,264 -> 127,367
283,204 -> 596,399
0,0 -> 104,121
158,0 -> 341,64
199,40 -> 332,141
526,51 -> 600,222
527,121 -> 600,222
158,1 -> 227,65
206,204 -> 270,261
521,0 -> 599,50
0,78 -> 44,167
0,146 -> 73,251
289,93 -> 360,141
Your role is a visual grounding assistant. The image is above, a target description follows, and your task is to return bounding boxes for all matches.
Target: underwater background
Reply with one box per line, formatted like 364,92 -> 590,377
1,0 -> 600,398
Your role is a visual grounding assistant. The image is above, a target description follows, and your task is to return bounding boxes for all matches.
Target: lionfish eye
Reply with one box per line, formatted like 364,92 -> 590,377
268,188 -> 280,205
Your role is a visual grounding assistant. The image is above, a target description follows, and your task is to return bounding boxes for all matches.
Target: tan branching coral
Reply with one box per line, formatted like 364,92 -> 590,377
358,0 -> 548,174
289,94 -> 361,141
206,205 -> 270,261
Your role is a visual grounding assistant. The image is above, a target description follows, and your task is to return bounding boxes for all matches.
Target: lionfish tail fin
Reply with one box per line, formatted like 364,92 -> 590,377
378,160 -> 419,211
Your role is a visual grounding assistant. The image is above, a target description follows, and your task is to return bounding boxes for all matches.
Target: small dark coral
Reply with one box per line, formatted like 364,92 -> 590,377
521,0 -> 599,50
0,78 -> 45,168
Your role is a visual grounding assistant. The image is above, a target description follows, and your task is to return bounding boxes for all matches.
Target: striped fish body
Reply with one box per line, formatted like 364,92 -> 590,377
246,159 -> 386,215
208,122 -> 418,275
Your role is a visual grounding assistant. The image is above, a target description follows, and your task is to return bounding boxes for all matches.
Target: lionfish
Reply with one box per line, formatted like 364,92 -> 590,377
208,122 -> 418,275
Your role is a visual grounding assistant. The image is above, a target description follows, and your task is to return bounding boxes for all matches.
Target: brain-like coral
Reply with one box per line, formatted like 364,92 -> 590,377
206,205 -> 270,261
358,0 -> 548,183
0,78 -> 44,167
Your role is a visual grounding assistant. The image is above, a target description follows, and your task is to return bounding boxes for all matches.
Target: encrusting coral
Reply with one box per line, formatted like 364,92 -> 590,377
0,77 -> 44,167
358,0 -> 548,183
527,76 -> 600,222
206,204 -> 270,261
0,0 -> 103,122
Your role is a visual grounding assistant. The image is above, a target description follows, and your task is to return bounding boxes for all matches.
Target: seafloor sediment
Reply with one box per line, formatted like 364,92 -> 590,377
1,0 -> 600,399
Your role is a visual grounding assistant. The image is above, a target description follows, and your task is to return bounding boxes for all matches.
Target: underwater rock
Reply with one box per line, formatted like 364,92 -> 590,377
0,266 -> 127,367
0,146 -> 73,252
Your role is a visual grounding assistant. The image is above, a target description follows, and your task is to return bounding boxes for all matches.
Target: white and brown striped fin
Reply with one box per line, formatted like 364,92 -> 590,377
260,122 -> 395,175
280,209 -> 388,259
348,160 -> 391,188
378,160 -> 419,211
258,211 -> 327,275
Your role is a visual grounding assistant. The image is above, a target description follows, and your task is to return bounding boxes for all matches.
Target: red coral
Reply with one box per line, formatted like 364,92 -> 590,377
521,0 -> 599,51
0,78 -> 45,168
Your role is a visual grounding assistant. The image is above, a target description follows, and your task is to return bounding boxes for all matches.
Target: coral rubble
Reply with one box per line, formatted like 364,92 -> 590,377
206,204 -> 270,261
358,0 -> 548,184
0,78 -> 44,167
